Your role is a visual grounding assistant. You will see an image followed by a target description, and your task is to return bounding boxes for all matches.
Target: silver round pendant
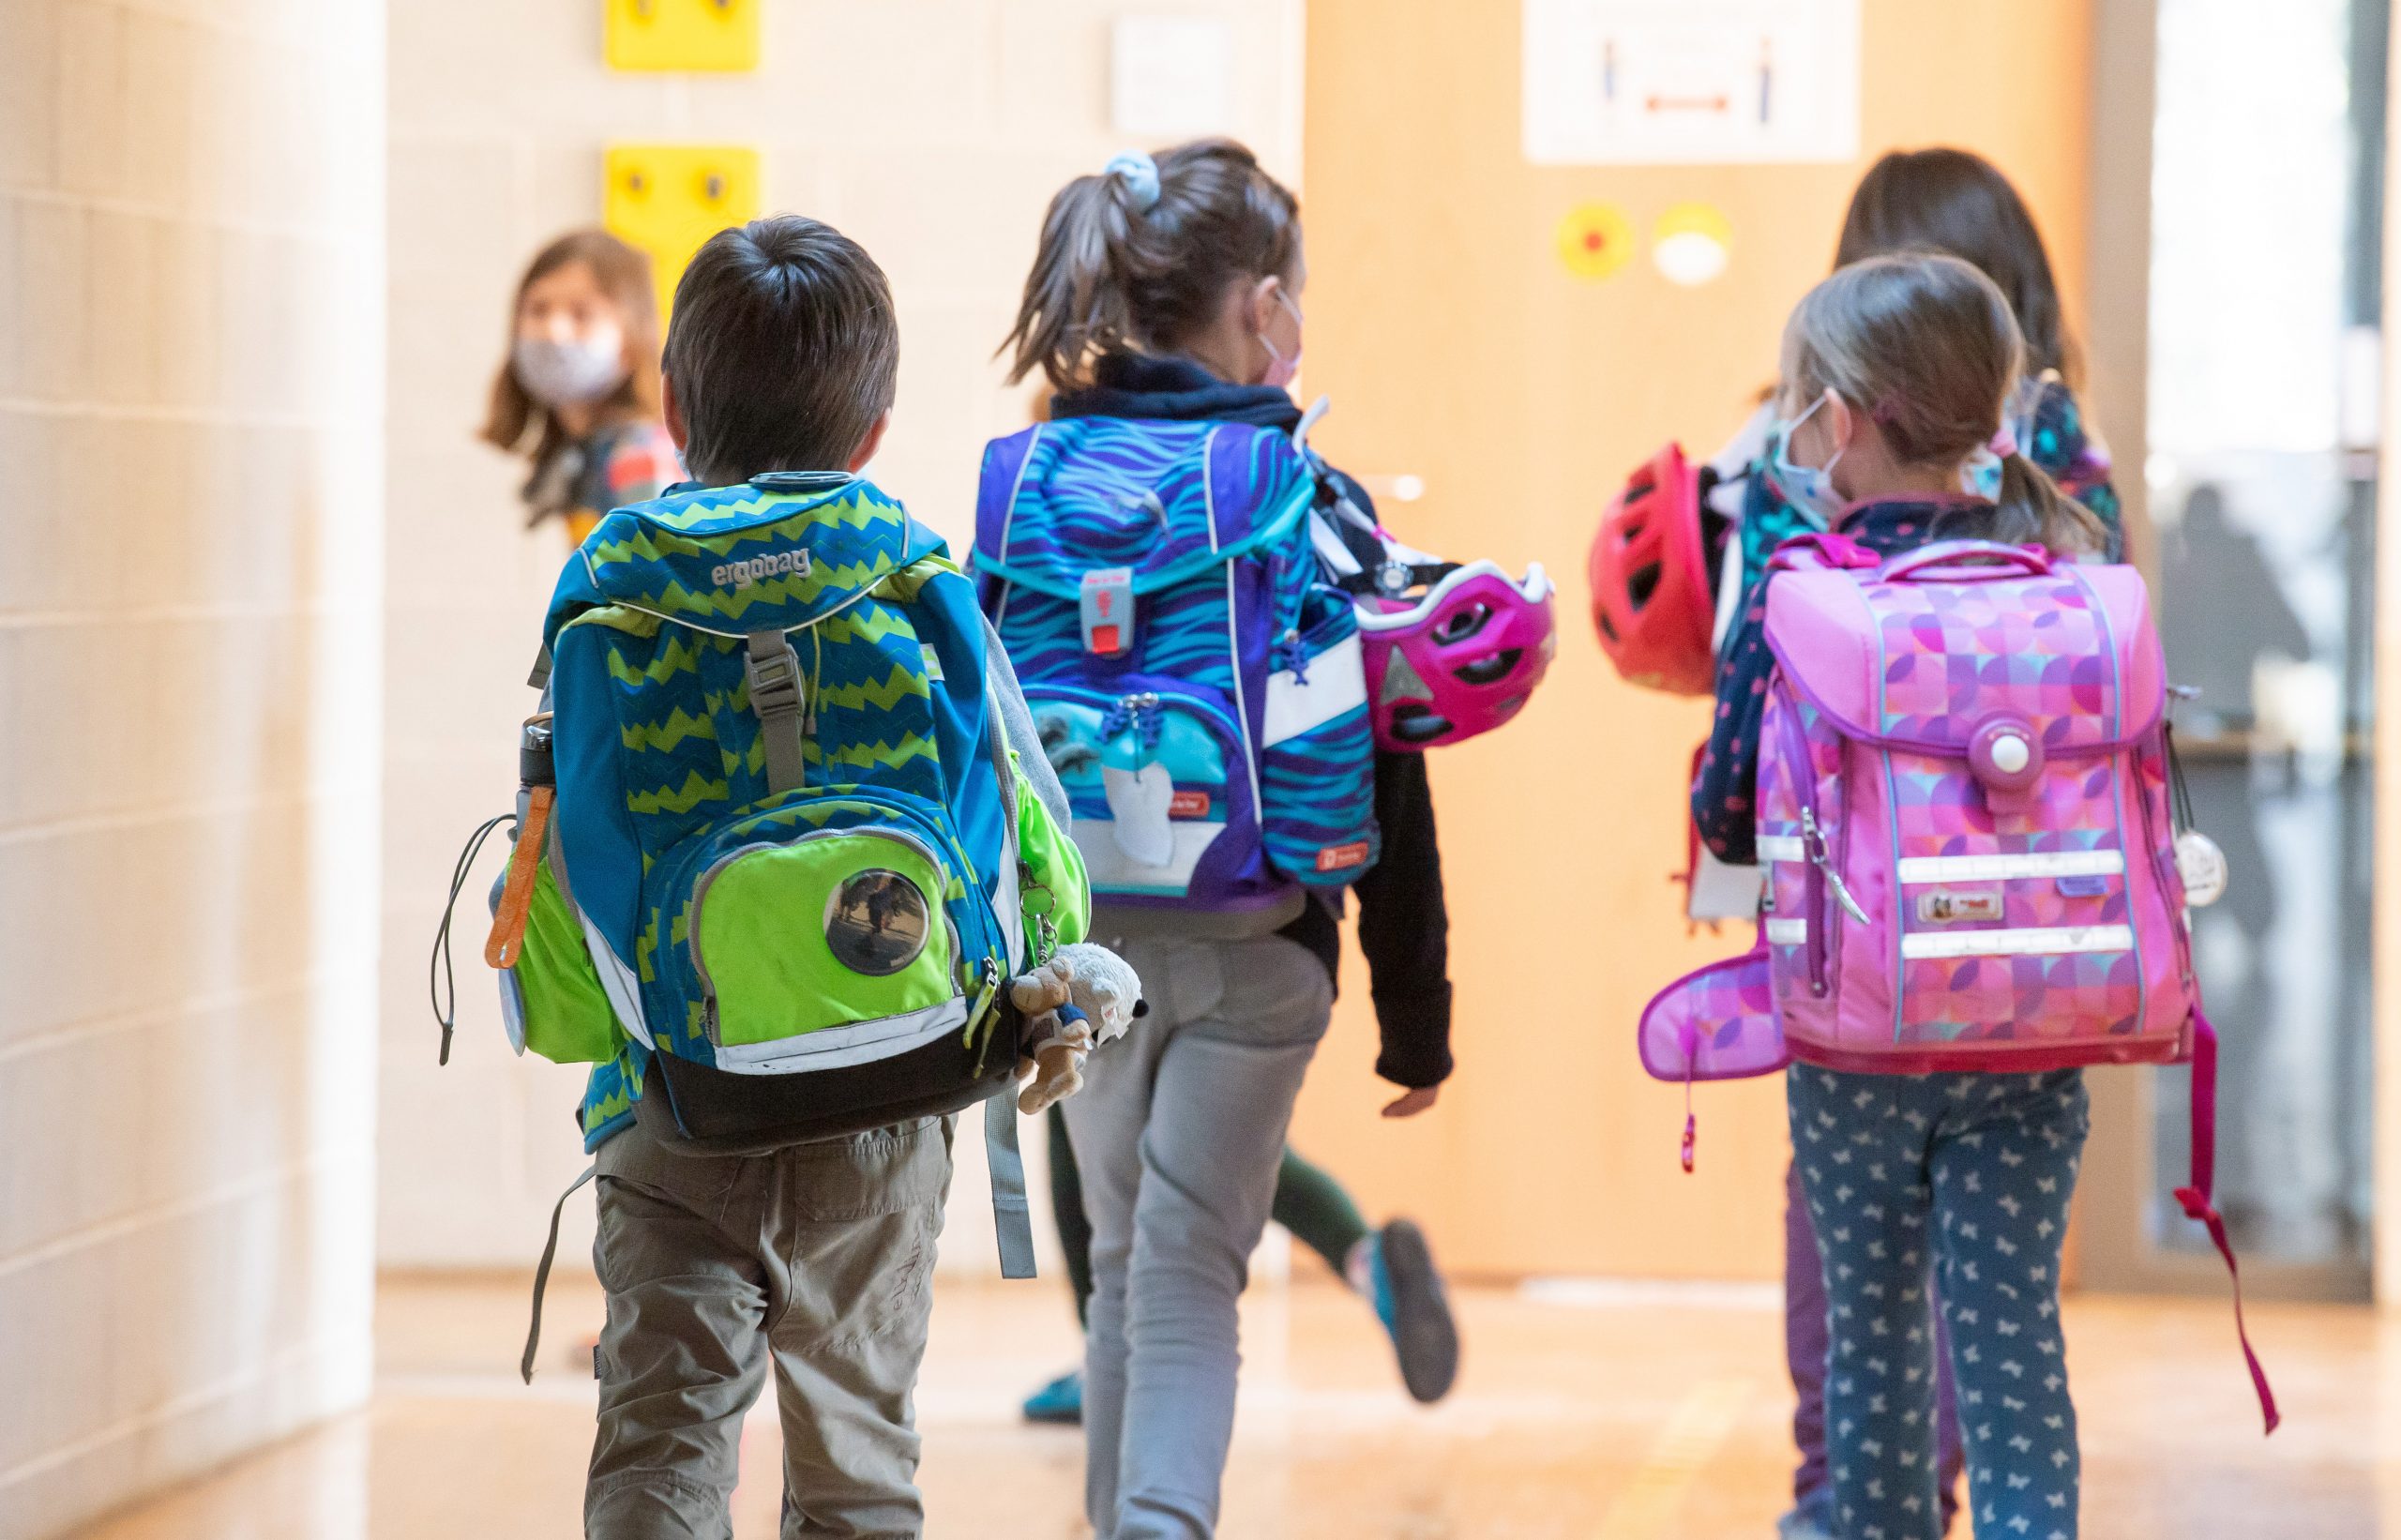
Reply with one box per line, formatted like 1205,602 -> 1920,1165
2174,829 -> 2229,909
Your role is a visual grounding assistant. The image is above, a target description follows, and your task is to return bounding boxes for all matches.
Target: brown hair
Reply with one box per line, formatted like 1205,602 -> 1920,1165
662,216 -> 898,484
479,229 -> 662,459
1835,147 -> 2077,386
1781,253 -> 2106,556
1003,139 -> 1301,391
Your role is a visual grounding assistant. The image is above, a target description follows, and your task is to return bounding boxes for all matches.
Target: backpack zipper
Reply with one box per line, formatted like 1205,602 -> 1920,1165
1774,680 -> 1865,997
2135,732 -> 2197,989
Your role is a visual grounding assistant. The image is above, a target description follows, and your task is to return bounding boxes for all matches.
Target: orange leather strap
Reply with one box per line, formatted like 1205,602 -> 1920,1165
485,786 -> 555,969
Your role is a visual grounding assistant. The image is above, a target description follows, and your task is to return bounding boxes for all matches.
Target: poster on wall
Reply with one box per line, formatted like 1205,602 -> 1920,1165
1522,0 -> 1860,165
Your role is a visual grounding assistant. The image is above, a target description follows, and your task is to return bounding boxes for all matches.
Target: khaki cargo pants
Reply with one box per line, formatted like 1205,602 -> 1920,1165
585,1108 -> 953,1540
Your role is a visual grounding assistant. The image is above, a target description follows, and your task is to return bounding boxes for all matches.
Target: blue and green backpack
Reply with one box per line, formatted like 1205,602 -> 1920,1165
461,472 -> 1087,1283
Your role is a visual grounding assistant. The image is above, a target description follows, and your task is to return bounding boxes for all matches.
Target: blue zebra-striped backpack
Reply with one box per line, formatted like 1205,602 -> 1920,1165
973,414 -> 1378,910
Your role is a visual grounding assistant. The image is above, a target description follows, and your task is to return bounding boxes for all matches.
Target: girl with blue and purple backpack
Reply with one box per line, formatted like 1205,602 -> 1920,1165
976,139 -> 1550,1540
1662,251 -> 2273,1540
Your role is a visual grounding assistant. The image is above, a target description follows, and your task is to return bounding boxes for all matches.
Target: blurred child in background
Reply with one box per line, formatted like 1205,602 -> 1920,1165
481,229 -> 681,545
1023,1130 -> 1457,1423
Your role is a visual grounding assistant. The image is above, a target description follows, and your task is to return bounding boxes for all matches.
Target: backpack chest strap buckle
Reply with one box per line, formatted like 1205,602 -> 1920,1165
745,629 -> 810,794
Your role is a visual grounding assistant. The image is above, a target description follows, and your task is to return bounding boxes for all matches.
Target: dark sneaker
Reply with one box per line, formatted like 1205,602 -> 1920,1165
1364,1219 -> 1459,1403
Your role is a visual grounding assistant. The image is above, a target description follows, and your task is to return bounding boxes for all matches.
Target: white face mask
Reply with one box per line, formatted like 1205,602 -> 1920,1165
514,325 -> 627,409
1763,393 -> 1848,525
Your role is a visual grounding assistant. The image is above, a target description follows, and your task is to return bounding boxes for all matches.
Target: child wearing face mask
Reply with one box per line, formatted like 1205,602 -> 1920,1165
1695,150 -> 2121,1540
1699,254 -> 2110,1540
989,140 -> 1458,1540
481,230 -> 683,545
1706,149 -> 2121,668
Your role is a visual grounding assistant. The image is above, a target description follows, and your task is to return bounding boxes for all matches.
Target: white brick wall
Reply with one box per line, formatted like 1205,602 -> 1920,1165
382,0 -> 1303,1273
0,1 -> 385,1535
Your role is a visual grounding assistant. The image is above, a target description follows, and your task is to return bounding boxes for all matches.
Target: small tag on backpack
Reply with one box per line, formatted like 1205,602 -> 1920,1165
1080,567 -> 1135,657
1916,889 -> 2003,925
1315,840 -> 1371,873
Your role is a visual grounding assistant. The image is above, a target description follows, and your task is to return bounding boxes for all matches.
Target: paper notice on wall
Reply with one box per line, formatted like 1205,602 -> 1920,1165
1522,0 -> 1860,165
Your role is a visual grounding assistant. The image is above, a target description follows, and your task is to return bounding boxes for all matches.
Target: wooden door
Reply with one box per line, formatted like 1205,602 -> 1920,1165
1287,0 -> 2097,1278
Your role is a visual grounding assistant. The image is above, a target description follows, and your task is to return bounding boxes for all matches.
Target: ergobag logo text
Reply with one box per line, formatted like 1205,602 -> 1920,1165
712,548 -> 811,590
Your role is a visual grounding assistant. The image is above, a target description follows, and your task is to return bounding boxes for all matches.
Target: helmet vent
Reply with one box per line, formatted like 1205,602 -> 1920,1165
1453,648 -> 1521,687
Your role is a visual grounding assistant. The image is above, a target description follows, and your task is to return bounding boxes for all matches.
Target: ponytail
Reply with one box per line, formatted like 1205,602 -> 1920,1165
1002,139 -> 1300,392
1784,254 -> 2110,562
1987,451 -> 2107,558
1001,171 -> 1152,392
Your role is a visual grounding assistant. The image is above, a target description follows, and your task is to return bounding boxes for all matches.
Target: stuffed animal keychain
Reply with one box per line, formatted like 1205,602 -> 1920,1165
1010,943 -> 1147,1115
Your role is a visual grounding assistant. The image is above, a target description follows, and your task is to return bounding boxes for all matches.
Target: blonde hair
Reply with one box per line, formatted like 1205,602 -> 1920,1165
1780,252 -> 2105,556
479,229 -> 662,460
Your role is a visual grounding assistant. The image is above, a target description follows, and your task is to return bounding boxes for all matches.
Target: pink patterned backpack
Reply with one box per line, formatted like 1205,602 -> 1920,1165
1640,535 -> 2275,1427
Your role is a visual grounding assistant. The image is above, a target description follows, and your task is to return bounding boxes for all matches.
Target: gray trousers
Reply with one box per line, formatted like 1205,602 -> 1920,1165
1060,932 -> 1335,1540
585,1110 -> 953,1540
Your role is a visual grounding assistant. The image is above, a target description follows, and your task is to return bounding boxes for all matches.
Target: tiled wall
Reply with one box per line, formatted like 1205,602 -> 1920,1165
0,1 -> 385,1535
381,0 -> 1302,1273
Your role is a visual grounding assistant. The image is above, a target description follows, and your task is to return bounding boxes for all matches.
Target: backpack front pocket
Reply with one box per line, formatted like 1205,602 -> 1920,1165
1026,677 -> 1256,900
649,791 -> 997,1075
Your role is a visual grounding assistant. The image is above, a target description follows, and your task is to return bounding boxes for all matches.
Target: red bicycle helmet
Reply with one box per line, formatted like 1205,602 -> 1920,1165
1589,442 -> 1715,696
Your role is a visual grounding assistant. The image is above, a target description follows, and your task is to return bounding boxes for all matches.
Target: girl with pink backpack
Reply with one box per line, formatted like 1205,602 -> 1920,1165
1666,251 -> 2270,1539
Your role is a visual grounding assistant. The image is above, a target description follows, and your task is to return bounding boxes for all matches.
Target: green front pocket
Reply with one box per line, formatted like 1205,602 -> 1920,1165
501,860 -> 625,1064
692,828 -> 959,1049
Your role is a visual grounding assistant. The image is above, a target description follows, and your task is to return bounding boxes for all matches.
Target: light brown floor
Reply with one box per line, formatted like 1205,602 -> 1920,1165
66,1275 -> 2401,1538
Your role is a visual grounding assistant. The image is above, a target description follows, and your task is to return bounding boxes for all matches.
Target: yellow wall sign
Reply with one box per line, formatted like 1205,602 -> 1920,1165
604,144 -> 762,322
605,0 -> 761,73
1555,202 -> 1633,281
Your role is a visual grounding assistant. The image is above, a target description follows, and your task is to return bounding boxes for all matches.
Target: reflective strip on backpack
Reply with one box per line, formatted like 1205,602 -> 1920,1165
1757,835 -> 1805,863
1263,631 -> 1367,747
1898,924 -> 2134,960
709,998 -> 970,1075
581,912 -> 654,1049
1763,917 -> 1808,946
1895,850 -> 2125,884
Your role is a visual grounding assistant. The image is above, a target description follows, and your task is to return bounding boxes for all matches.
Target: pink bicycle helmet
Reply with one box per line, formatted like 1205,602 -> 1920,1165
1355,557 -> 1558,750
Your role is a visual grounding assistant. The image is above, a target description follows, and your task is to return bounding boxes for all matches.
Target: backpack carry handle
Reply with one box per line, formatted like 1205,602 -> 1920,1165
1767,531 -> 1880,574
1878,540 -> 2053,583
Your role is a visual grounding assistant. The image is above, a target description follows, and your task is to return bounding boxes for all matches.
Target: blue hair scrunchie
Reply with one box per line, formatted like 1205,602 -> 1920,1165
1104,150 -> 1162,213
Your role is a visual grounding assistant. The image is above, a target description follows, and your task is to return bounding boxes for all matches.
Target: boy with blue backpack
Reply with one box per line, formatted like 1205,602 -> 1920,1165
473,216 -> 1096,1539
